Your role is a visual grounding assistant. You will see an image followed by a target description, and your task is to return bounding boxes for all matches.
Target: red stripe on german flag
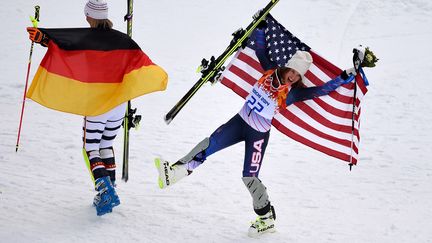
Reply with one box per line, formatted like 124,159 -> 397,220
26,28 -> 168,116
40,41 -> 155,83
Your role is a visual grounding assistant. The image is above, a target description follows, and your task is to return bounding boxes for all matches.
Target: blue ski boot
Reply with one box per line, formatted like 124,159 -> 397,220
93,176 -> 120,216
110,184 -> 120,208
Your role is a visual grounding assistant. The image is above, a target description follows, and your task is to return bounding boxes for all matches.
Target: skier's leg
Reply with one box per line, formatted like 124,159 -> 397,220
99,103 -> 125,208
241,126 -> 275,237
83,116 -> 109,181
179,114 -> 245,171
99,103 -> 126,184
83,115 -> 115,215
100,147 -> 116,185
157,114 -> 246,189
84,104 -> 125,214
243,176 -> 276,237
242,126 -> 270,179
242,126 -> 271,214
242,177 -> 271,216
99,146 -> 120,208
177,137 -> 210,165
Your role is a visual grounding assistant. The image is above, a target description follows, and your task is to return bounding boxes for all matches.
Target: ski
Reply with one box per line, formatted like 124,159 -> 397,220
164,0 -> 280,124
154,157 -> 168,189
122,0 -> 141,182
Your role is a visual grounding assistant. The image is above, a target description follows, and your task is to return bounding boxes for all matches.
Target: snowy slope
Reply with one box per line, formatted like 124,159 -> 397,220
1,0 -> 432,242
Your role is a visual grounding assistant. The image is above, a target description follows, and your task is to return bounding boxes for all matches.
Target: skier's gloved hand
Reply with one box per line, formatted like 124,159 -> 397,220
27,27 -> 49,47
341,67 -> 357,81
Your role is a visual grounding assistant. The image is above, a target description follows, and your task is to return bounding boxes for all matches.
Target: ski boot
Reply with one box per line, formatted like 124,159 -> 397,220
248,205 -> 276,237
155,158 -> 189,189
93,178 -> 120,209
108,178 -> 120,208
93,176 -> 120,216
93,193 -> 120,209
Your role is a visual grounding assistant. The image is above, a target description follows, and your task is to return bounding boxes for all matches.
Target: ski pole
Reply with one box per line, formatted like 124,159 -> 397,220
122,0 -> 134,182
16,5 -> 40,152
348,48 -> 363,169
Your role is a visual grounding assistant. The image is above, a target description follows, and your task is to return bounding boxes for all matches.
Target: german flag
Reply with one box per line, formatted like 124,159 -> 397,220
27,28 -> 168,116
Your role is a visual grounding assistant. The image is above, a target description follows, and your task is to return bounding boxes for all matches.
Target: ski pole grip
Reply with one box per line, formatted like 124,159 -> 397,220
35,6 -> 40,21
30,5 -> 40,28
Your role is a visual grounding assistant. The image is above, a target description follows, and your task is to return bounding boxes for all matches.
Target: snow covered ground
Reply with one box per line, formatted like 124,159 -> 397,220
1,0 -> 432,242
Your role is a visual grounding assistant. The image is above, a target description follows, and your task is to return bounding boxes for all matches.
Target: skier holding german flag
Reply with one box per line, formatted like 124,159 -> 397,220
25,0 -> 168,216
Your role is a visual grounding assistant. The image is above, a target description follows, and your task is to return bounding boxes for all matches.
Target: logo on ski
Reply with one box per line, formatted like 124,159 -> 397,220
163,161 -> 170,186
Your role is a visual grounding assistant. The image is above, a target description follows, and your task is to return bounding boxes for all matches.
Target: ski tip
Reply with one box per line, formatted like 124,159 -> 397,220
164,115 -> 172,125
154,157 -> 161,168
154,158 -> 165,189
158,177 -> 164,189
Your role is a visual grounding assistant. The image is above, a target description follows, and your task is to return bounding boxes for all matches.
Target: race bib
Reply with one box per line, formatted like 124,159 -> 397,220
245,84 -> 277,120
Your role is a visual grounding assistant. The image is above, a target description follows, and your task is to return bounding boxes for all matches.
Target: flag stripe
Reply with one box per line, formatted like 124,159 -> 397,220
42,42 -> 153,83
39,28 -> 140,51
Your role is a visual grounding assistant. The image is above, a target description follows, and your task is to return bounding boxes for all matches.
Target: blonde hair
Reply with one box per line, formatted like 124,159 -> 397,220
87,17 -> 113,29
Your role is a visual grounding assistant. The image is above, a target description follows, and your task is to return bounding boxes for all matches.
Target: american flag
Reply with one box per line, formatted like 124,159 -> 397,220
220,15 -> 368,164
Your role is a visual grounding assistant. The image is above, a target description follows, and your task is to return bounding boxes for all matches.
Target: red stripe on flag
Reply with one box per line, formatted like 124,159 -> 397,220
228,65 -> 259,86
237,52 -> 264,73
311,99 -> 355,120
310,51 -> 341,78
356,75 -> 369,95
306,70 -> 326,86
220,77 -> 249,99
42,42 -> 153,83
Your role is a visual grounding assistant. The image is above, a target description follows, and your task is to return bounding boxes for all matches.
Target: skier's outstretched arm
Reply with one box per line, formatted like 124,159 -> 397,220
254,28 -> 277,71
285,68 -> 357,106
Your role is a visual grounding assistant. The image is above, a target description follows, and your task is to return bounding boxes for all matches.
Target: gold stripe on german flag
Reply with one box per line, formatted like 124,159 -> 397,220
27,28 -> 168,116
